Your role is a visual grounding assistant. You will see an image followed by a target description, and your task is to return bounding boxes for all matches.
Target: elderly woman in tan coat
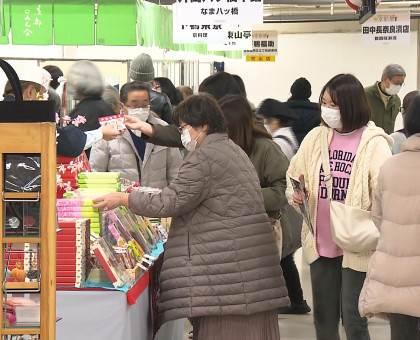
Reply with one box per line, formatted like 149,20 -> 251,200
93,94 -> 289,340
359,95 -> 420,340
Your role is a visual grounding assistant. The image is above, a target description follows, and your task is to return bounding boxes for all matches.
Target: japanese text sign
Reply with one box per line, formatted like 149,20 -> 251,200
173,0 -> 263,25
207,24 -> 252,50
243,30 -> 278,56
11,2 -> 53,45
362,11 -> 410,46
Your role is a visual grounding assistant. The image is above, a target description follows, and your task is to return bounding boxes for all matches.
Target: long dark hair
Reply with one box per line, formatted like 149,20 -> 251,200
404,94 -> 420,137
154,77 -> 183,106
319,74 -> 371,132
218,94 -> 271,155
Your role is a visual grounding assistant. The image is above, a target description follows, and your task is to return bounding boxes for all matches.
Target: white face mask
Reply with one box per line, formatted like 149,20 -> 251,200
321,106 -> 343,130
127,107 -> 150,122
385,83 -> 401,96
181,127 -> 202,152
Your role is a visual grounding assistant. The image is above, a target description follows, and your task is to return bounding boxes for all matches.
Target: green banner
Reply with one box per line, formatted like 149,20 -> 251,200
0,0 -> 4,36
0,1 -> 10,44
11,1 -> 53,45
54,0 -> 95,45
96,0 -> 136,46
136,0 -> 155,47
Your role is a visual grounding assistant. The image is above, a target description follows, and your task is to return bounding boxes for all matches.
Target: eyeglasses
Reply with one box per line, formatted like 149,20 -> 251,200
123,104 -> 150,110
178,124 -> 189,133
399,106 -> 405,113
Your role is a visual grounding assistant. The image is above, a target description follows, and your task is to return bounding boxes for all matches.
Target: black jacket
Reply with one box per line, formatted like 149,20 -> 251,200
150,91 -> 173,124
287,99 -> 321,145
69,95 -> 114,132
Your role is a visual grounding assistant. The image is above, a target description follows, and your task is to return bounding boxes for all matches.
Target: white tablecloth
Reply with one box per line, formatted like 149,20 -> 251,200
56,288 -> 184,340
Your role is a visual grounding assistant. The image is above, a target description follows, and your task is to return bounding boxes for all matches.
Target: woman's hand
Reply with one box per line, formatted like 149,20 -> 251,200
291,188 -> 309,206
124,116 -> 154,137
100,124 -> 121,141
92,192 -> 130,211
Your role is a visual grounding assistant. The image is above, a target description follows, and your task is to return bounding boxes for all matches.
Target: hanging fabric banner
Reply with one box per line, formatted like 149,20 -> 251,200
96,0 -> 137,46
0,1 -> 10,44
54,0 -> 95,45
0,0 -> 4,36
11,0 -> 53,45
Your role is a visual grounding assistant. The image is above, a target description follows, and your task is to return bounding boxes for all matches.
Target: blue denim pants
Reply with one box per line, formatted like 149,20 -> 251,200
310,256 -> 370,340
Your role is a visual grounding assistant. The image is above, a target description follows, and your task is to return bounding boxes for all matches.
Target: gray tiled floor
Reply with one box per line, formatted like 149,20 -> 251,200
183,249 -> 391,339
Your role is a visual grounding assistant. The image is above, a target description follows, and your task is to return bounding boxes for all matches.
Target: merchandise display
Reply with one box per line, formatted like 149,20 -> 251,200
4,154 -> 41,193
56,218 -> 91,288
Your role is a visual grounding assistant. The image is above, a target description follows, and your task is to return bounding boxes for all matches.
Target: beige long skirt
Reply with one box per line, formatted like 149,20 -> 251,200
192,309 -> 280,340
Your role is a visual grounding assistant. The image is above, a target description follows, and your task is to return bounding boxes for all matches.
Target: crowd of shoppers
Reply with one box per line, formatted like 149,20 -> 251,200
4,56 -> 419,340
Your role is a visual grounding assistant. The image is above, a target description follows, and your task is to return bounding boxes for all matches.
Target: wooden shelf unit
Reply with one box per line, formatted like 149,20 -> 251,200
0,123 -> 56,339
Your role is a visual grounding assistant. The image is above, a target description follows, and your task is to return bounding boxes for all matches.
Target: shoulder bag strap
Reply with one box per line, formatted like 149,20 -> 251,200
0,59 -> 23,101
320,131 -> 333,201
274,134 -> 298,153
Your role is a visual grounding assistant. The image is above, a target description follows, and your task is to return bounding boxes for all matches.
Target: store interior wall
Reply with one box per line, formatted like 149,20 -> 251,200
0,20 -> 418,106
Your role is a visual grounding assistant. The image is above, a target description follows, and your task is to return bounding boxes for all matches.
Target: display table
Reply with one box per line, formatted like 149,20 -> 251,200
56,288 -> 184,340
56,242 -> 183,340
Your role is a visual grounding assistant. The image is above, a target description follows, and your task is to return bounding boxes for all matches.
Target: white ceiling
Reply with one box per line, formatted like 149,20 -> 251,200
262,0 -> 420,23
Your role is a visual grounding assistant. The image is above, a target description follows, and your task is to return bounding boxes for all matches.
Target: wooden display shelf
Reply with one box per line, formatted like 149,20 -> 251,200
0,123 -> 56,338
0,327 -> 40,335
4,282 -> 39,290
2,192 -> 40,200
3,237 -> 41,243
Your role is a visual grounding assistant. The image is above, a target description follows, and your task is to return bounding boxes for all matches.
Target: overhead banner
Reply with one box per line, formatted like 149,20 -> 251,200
243,30 -> 278,56
54,0 -> 95,45
173,0 -> 263,25
207,25 -> 252,51
11,1 -> 53,45
362,11 -> 410,46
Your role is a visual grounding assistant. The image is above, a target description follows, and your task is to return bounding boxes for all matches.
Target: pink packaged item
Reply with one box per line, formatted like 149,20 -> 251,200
98,114 -> 126,131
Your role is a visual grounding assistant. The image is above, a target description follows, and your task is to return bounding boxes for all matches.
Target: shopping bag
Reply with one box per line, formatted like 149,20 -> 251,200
0,59 -> 55,123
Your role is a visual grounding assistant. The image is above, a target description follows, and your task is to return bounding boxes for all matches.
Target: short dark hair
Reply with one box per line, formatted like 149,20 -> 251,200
172,93 -> 227,134
43,65 -> 63,90
231,74 -> 247,98
403,94 -> 420,137
219,94 -> 271,155
319,74 -> 371,132
120,81 -> 150,104
198,72 -> 242,100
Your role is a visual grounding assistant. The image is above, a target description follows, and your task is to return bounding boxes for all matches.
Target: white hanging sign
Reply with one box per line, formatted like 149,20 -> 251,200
243,30 -> 278,56
362,11 -> 410,46
207,25 -> 252,51
173,22 -> 228,44
173,0 -> 263,25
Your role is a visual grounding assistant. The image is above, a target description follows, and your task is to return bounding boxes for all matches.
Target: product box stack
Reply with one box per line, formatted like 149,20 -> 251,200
77,172 -> 121,193
57,198 -> 101,235
56,218 -> 91,288
56,153 -> 90,199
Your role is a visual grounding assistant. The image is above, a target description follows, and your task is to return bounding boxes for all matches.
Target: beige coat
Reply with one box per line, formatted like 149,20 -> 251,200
128,133 -> 289,325
359,134 -> 420,318
286,123 -> 393,272
89,114 -> 182,188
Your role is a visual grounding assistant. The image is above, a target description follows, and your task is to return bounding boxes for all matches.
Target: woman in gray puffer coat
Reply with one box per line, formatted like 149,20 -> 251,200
94,94 -> 289,340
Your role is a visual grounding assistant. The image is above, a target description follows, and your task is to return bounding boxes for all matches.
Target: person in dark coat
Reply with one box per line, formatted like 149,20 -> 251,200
67,60 -> 115,133
66,60 -> 115,157
287,77 -> 321,145
129,53 -> 173,124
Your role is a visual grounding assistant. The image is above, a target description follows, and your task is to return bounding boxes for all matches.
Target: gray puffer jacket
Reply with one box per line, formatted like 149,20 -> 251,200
89,114 -> 182,188
128,133 -> 289,325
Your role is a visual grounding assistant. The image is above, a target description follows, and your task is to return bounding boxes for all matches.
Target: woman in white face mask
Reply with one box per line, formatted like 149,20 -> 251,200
93,93 -> 288,340
89,81 -> 183,188
286,74 -> 393,340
